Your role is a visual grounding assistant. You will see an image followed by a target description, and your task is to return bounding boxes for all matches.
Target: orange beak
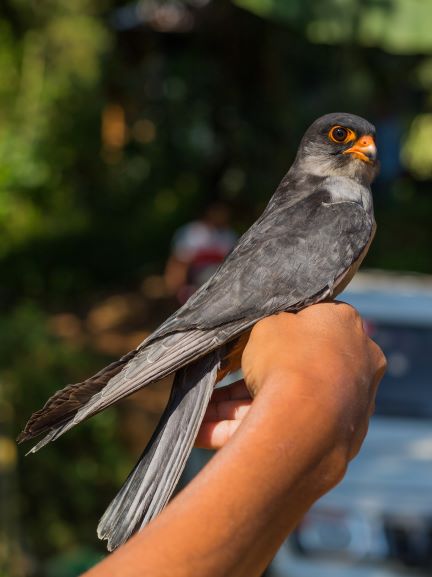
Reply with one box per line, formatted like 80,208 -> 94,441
343,134 -> 377,163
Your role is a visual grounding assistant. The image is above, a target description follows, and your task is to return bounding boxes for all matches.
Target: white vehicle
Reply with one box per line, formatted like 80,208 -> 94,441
271,271 -> 432,576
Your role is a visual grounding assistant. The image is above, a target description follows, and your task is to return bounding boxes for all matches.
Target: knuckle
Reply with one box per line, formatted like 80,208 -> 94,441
378,350 -> 388,372
337,301 -> 359,320
370,341 -> 387,372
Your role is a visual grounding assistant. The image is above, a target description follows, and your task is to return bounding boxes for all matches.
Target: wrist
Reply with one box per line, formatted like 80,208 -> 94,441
252,370 -> 351,491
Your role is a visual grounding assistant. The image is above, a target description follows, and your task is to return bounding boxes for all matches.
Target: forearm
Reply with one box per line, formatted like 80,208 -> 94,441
85,373 -> 347,577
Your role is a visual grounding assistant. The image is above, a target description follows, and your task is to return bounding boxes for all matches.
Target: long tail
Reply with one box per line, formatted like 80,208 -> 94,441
18,321 -> 250,453
97,350 -> 221,551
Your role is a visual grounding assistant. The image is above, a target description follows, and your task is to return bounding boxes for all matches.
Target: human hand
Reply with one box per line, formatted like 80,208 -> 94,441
195,380 -> 252,449
242,302 -> 386,461
196,302 -> 386,462
87,303 -> 386,577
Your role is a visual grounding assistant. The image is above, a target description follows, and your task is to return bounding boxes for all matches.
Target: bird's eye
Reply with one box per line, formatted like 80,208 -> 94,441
329,126 -> 354,144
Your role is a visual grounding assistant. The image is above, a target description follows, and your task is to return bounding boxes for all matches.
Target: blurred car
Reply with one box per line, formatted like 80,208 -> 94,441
270,270 -> 432,576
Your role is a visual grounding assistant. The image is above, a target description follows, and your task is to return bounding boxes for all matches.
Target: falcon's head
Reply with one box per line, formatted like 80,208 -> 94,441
295,112 -> 379,184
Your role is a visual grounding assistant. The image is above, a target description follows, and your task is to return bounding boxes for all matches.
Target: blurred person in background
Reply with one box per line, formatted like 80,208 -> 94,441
164,202 -> 238,304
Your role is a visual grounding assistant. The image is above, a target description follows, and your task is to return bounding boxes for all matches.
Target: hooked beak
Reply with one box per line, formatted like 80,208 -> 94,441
343,135 -> 377,164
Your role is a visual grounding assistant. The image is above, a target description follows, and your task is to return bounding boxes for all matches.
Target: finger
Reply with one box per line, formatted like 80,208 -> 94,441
211,380 -> 251,403
195,420 -> 241,450
203,399 -> 252,422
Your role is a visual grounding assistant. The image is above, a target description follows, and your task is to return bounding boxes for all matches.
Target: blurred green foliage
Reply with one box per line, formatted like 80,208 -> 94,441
0,0 -> 432,574
235,0 -> 432,54
1,304 -> 131,573
0,0 -> 111,306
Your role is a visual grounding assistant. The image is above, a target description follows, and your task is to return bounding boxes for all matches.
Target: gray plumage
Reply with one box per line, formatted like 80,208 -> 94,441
19,112 -> 378,550
98,350 -> 223,551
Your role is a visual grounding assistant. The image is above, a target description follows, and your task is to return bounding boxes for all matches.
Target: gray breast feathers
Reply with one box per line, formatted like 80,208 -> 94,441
323,176 -> 373,215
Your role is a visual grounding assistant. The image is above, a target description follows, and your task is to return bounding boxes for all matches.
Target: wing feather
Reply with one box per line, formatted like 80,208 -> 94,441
20,193 -> 374,448
23,319 -> 253,450
152,195 -> 375,334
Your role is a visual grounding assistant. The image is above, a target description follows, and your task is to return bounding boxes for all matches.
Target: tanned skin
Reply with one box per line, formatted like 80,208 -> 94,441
84,302 -> 386,577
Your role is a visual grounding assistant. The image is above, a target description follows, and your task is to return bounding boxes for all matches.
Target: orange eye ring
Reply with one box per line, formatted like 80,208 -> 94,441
329,125 -> 355,144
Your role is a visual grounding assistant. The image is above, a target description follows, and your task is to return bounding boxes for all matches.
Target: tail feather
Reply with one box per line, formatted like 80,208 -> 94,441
17,350 -> 137,444
19,330 -> 207,449
97,350 -> 221,551
19,320 -> 250,452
